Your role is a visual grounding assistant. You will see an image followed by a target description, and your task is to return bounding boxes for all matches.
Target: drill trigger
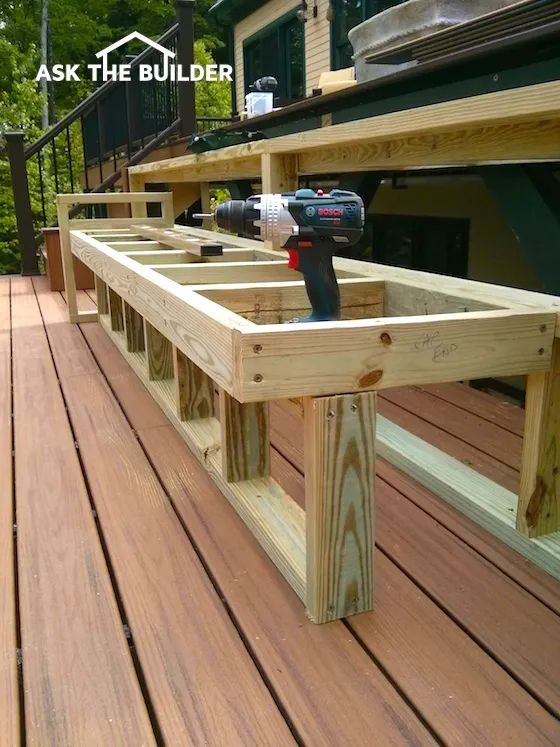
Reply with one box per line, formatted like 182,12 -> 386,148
287,249 -> 300,270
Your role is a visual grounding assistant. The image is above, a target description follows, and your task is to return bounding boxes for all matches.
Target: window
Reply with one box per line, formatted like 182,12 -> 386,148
243,13 -> 305,100
371,214 -> 470,276
331,0 -> 407,70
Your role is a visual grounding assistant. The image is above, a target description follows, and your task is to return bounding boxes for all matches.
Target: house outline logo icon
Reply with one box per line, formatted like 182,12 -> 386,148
95,31 -> 175,80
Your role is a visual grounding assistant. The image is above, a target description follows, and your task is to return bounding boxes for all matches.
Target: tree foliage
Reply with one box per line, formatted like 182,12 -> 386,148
0,0 -> 229,273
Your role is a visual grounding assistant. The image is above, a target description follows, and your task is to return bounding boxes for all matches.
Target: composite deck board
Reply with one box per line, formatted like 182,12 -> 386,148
138,426 -> 435,746
269,401 -> 560,715
10,278 -> 155,745
381,387 -> 522,470
377,397 -> 519,491
268,442 -> 560,743
35,282 -> 294,746
419,382 -> 525,436
80,310 -> 436,744
78,314 -> 560,743
0,279 -> 18,746
377,461 -> 560,616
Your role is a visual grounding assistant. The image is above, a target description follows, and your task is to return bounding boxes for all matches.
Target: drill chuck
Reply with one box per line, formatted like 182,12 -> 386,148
196,188 -> 365,322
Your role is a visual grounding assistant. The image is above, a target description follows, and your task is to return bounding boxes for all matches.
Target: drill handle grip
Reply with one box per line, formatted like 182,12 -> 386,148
297,250 -> 341,322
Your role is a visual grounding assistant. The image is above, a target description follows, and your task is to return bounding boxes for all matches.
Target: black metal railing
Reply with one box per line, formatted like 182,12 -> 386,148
6,0 -> 232,275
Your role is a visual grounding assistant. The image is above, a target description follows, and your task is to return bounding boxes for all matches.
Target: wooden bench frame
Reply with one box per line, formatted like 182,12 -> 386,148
57,187 -> 560,621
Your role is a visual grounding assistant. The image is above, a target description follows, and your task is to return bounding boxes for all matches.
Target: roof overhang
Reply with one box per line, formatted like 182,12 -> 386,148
208,0 -> 264,25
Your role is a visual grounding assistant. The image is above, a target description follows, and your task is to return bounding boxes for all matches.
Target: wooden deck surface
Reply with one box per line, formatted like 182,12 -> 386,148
2,274 -> 560,745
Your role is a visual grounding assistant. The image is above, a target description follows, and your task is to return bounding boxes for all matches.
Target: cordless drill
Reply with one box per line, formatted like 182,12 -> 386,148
194,189 -> 364,321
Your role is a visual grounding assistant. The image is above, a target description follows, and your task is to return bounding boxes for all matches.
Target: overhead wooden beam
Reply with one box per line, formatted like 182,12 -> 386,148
127,80 -> 560,184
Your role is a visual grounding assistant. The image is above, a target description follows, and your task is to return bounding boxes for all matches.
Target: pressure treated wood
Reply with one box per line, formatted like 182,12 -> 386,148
219,390 -> 270,482
95,275 -> 108,314
0,280 -> 18,746
304,392 -> 376,623
12,278 -> 154,744
268,398 -> 560,716
144,319 -> 174,380
518,339 -> 560,537
174,348 -> 215,420
108,286 -> 124,332
123,301 -> 145,353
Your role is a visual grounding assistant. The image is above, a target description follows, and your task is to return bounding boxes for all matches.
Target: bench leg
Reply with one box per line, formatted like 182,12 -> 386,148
518,338 -> 560,537
304,392 -> 376,623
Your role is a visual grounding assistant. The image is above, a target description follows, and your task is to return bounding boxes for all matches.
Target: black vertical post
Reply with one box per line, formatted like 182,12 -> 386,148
5,131 -> 39,275
176,0 -> 196,137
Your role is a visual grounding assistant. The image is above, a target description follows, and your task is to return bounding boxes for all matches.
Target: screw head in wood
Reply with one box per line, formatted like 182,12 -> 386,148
380,332 -> 392,345
538,347 -> 545,355
253,373 -> 263,382
350,403 -> 358,412
540,325 -> 547,333
326,409 -> 335,419
253,344 -> 263,354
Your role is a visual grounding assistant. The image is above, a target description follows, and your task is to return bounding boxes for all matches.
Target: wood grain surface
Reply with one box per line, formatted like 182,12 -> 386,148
37,285 -> 293,746
269,398 -> 560,715
304,392 -> 376,622
123,300 -> 145,353
13,278 -> 154,745
174,348 -> 215,420
145,320 -> 173,380
0,280 -> 18,746
108,286 -> 124,332
219,389 -> 270,482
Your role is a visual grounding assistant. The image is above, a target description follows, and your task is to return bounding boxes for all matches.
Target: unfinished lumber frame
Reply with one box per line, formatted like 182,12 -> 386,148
59,177 -> 560,614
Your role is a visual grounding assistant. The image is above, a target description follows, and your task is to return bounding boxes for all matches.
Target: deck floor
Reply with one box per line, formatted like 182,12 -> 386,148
2,274 -> 560,745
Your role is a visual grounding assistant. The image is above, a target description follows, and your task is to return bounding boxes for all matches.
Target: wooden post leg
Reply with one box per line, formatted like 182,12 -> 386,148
304,391 -> 376,623
144,321 -> 173,380
107,288 -> 124,332
128,173 -> 148,219
174,348 -> 215,420
123,302 -> 145,353
200,182 -> 212,230
260,154 -> 298,252
94,275 -> 108,315
518,338 -> 560,537
56,197 -> 78,322
219,389 -> 270,482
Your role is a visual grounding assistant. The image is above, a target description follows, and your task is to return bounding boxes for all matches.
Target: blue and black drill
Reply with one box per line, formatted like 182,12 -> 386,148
195,188 -> 365,321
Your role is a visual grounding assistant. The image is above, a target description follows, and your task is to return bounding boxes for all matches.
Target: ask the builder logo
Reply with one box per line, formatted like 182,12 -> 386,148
35,31 -> 232,83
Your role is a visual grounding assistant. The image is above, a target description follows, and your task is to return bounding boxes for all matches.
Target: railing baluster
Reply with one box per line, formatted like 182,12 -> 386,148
95,101 -> 104,185
80,113 -> 90,191
51,138 -> 60,193
66,126 -> 74,192
37,149 -> 47,225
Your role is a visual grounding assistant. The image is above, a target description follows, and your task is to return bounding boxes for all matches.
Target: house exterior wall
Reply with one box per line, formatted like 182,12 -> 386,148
233,0 -> 332,107
234,0 -> 299,109
370,179 -> 541,291
305,1 -> 331,95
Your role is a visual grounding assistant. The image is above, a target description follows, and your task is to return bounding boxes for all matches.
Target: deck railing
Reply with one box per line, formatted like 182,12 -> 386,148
6,0 -> 232,275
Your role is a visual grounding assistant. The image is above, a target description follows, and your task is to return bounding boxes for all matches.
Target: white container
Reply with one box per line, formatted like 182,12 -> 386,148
245,91 -> 274,118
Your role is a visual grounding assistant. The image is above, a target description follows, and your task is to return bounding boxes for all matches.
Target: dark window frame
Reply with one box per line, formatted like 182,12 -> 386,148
330,0 -> 407,70
242,10 -> 306,101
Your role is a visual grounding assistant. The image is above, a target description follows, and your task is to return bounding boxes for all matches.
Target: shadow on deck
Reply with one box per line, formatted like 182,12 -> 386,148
2,275 -> 560,744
